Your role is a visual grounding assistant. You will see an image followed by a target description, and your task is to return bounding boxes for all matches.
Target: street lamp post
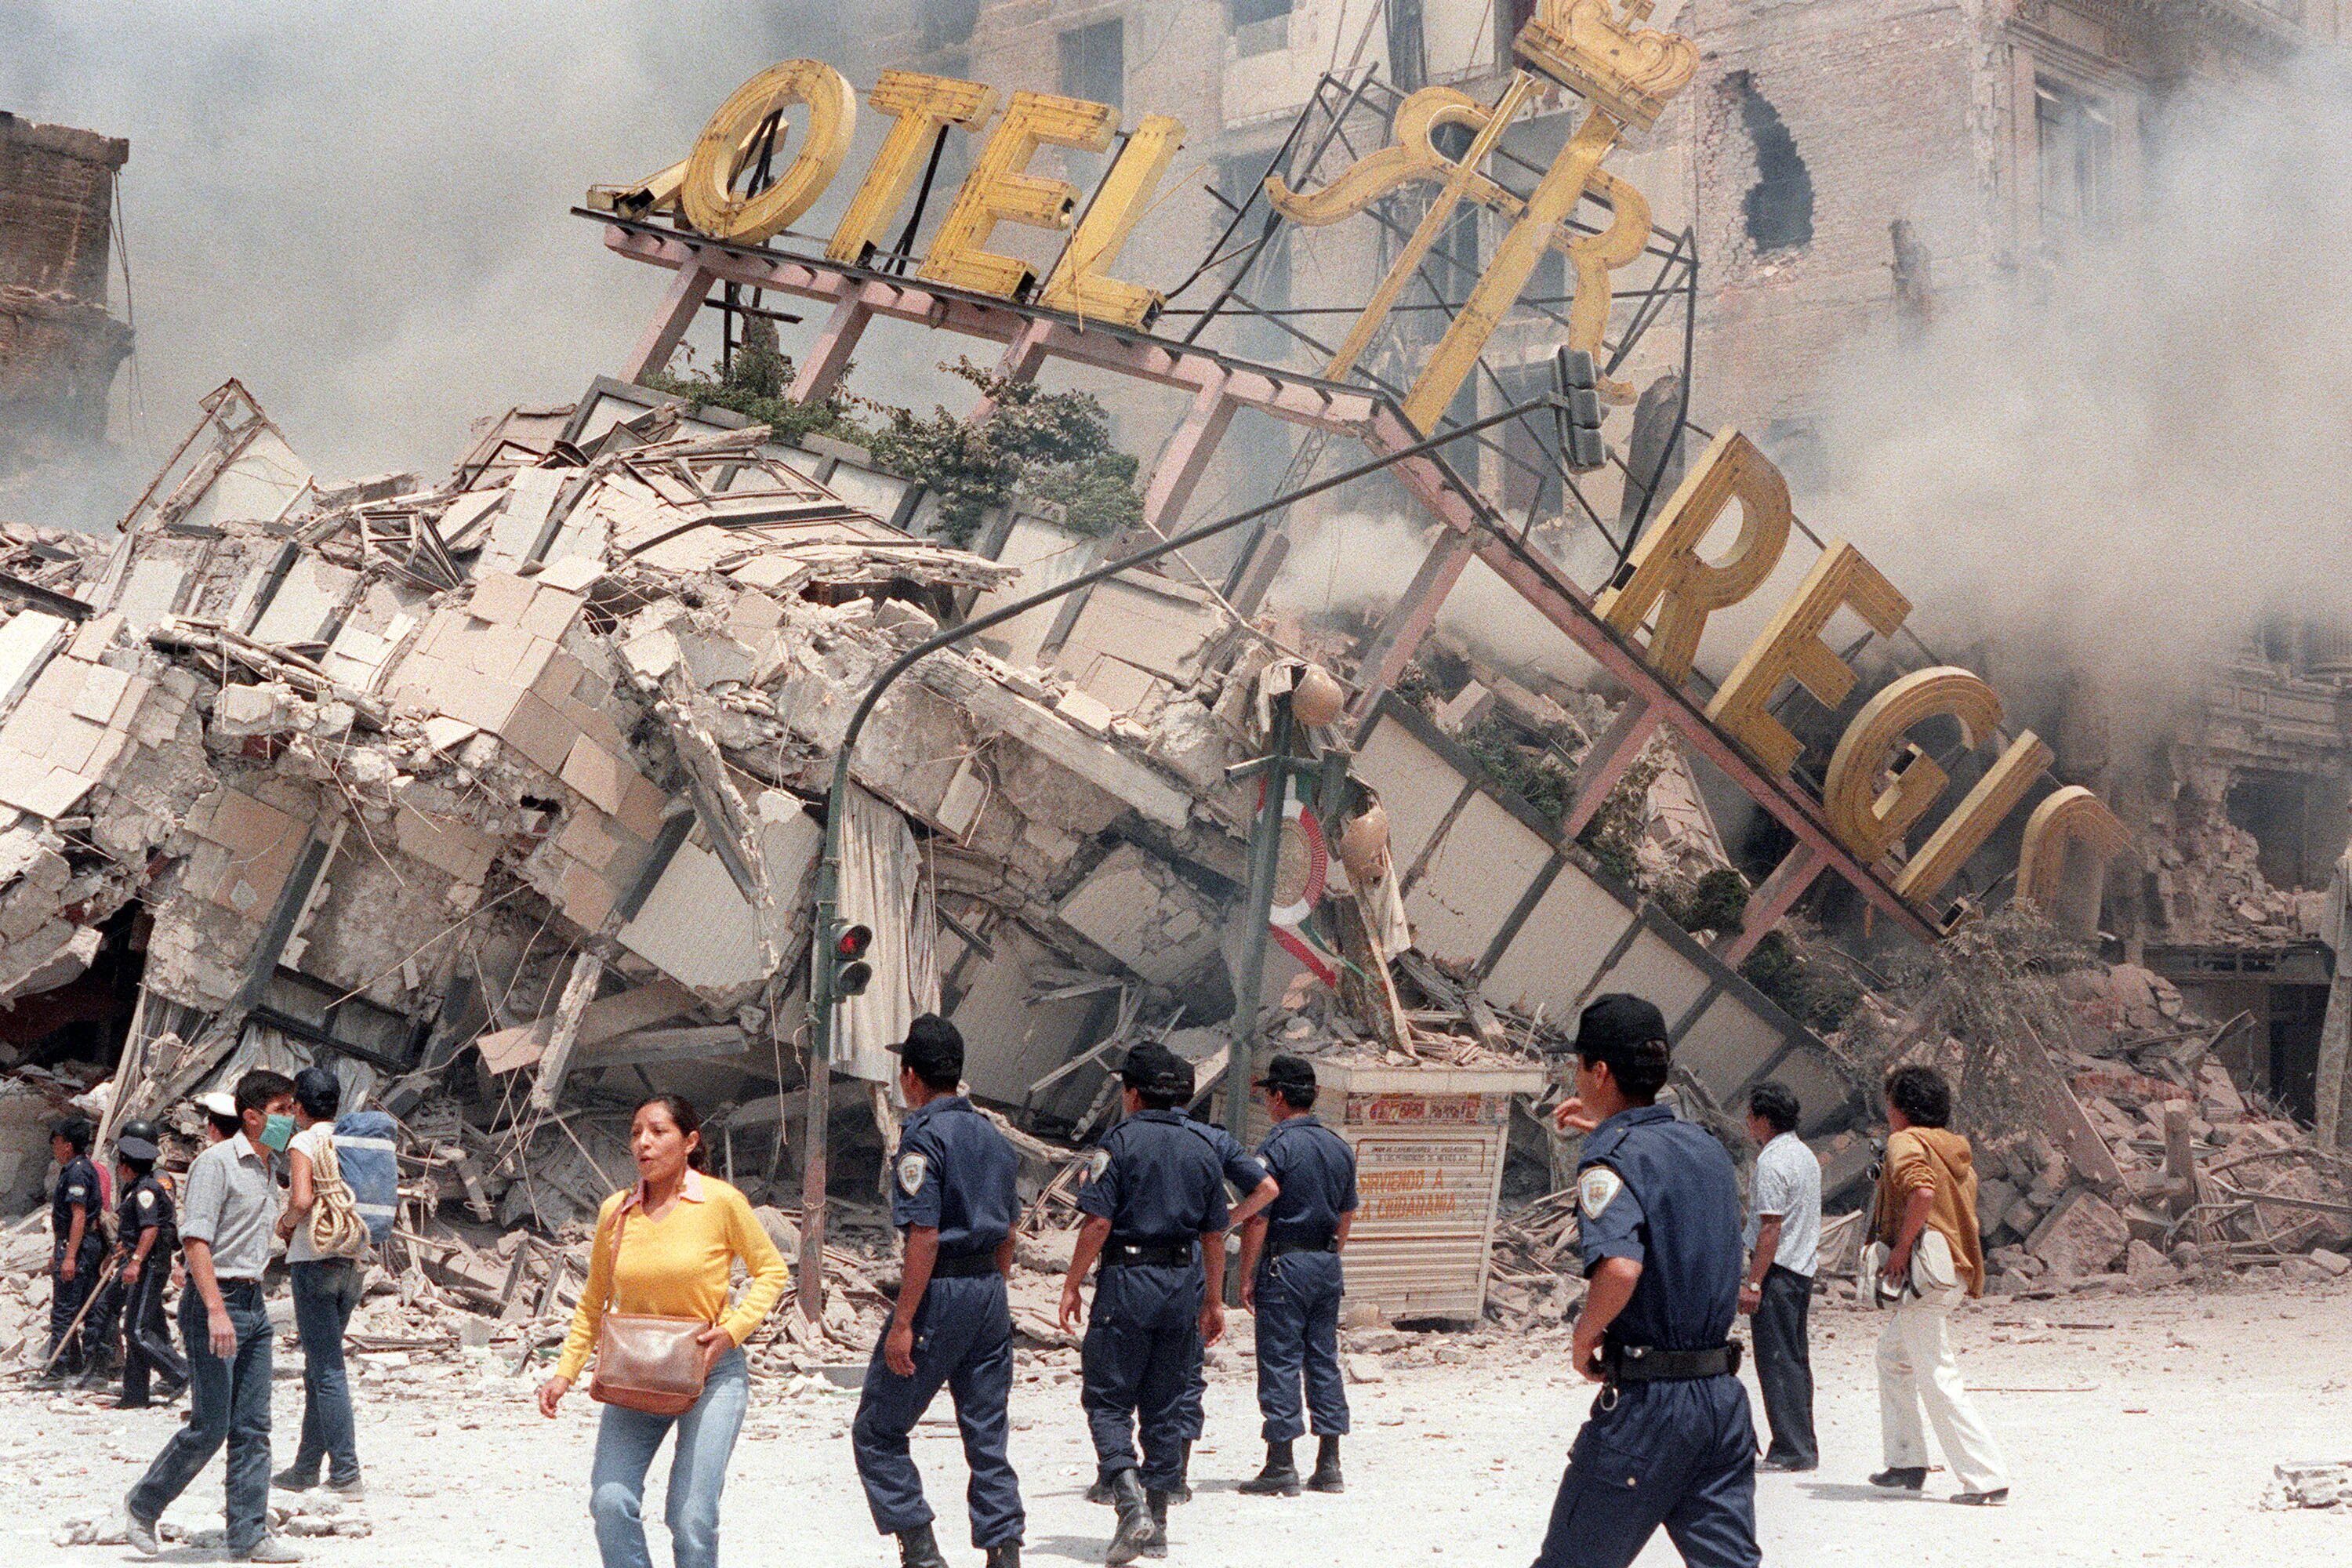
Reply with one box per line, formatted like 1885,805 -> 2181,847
796,392 -> 1566,1316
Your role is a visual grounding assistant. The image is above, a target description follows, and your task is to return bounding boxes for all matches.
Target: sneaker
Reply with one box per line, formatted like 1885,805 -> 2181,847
233,1536 -> 303,1563
324,1476 -> 365,1500
270,1466 -> 318,1493
123,1498 -> 159,1559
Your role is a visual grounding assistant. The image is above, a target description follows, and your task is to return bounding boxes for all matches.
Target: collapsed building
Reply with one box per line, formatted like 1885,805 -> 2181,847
7,5 -> 2352,1376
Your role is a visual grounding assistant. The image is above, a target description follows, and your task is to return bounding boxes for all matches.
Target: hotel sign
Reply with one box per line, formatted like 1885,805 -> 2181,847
597,0 -> 2126,924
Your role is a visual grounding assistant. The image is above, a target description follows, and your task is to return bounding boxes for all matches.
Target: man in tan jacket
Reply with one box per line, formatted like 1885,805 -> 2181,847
1869,1065 -> 2009,1505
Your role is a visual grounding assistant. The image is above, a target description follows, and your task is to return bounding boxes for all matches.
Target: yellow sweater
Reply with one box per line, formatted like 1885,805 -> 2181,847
556,1171 -> 789,1381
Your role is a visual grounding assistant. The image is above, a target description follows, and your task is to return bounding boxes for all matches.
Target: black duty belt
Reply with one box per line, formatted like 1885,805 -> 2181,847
1101,1240 -> 1193,1269
1265,1236 -> 1339,1260
1603,1341 -> 1741,1382
931,1253 -> 1001,1279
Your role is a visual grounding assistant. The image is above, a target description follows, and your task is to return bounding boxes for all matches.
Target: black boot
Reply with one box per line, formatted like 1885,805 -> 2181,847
985,1547 -> 1022,1568
1167,1442 -> 1192,1504
1086,1476 -> 1115,1505
1106,1470 -> 1159,1566
895,1523 -> 950,1568
1238,1439 -> 1301,1497
1306,1435 -> 1345,1494
1141,1491 -> 1171,1559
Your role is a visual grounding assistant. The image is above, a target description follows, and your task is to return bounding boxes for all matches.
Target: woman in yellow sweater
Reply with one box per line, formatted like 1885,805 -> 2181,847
539,1095 -> 789,1568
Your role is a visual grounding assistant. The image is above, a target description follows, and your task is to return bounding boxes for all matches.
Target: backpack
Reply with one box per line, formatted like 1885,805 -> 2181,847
330,1111 -> 401,1247
306,1134 -> 371,1259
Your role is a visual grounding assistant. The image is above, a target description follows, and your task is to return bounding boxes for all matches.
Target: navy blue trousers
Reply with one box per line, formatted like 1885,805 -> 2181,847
47,1241 -> 103,1373
852,1274 -> 1024,1549
1254,1250 -> 1348,1442
1081,1263 -> 1199,1492
1531,1374 -> 1759,1568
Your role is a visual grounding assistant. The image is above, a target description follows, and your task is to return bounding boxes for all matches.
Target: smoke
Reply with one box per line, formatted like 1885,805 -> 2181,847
1793,50 -> 2352,732
0,2 -> 855,525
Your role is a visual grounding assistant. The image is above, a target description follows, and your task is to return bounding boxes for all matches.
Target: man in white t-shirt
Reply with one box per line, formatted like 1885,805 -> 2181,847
1738,1081 -> 1820,1472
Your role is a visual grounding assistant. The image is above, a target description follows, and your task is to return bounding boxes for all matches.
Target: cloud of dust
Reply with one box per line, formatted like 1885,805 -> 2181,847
1793,51 -> 2352,732
0,1 -> 865,526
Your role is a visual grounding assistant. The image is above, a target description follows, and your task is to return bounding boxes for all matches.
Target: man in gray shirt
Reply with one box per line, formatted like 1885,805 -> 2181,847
125,1069 -> 299,1563
1739,1081 -> 1820,1472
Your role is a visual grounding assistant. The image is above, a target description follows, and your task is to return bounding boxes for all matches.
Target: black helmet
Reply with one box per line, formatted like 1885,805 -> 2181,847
116,1118 -> 161,1145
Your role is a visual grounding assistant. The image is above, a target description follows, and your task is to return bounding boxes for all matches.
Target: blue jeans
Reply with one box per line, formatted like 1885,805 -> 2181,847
128,1279 -> 273,1554
289,1259 -> 364,1485
590,1347 -> 748,1568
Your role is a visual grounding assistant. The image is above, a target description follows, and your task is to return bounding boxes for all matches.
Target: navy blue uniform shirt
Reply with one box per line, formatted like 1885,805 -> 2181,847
53,1155 -> 100,1250
1576,1103 -> 1743,1352
893,1096 -> 1019,1260
1183,1113 -> 1270,1197
118,1173 -> 177,1250
1078,1109 -> 1230,1242
1254,1115 -> 1358,1245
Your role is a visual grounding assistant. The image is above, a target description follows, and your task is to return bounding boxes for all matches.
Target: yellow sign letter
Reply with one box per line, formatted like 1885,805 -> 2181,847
827,71 -> 999,265
1594,429 -> 1793,684
1822,668 -> 2003,863
1039,114 -> 1187,328
681,60 -> 856,245
1706,541 -> 1910,778
920,91 -> 1116,302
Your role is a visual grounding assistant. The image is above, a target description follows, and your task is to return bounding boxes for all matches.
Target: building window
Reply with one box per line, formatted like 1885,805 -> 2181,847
1501,0 -> 1539,53
923,0 -> 980,51
1229,0 -> 1293,57
2036,76 -> 2114,240
1389,0 -> 1427,90
1726,72 -> 1813,253
1059,20 -> 1125,111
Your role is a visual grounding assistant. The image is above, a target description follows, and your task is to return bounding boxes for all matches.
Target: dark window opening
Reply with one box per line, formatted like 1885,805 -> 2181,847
2225,769 -> 2318,890
1390,0 -> 1427,91
1058,20 -> 1125,111
924,0 -> 980,51
1729,73 -> 1814,253
2268,982 -> 2329,1127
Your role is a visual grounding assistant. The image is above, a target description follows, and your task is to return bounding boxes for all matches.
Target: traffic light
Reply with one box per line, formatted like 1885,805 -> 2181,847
828,922 -> 873,999
1554,347 -> 1606,474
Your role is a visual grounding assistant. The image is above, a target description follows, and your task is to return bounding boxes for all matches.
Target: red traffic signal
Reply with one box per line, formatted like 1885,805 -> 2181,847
829,922 -> 874,998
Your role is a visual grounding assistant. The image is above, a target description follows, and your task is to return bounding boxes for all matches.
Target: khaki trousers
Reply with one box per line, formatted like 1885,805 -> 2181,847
1875,1286 -> 2009,1494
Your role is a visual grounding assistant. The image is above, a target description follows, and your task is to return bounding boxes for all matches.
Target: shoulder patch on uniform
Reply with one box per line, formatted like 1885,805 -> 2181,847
895,1152 -> 929,1197
1578,1166 -> 1624,1220
1084,1148 -> 1112,1181
137,1190 -> 156,1211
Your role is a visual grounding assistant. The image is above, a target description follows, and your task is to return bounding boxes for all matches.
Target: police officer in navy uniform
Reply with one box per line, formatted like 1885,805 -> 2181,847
1533,994 -> 1759,1568
43,1116 -> 105,1381
1236,1053 -> 1358,1497
1105,1103 -> 1273,1507
111,1123 -> 188,1409
1058,1043 -> 1230,1566
853,1015 -> 1025,1568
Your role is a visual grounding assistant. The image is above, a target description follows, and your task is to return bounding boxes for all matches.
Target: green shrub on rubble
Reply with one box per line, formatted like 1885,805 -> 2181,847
1740,929 -> 1862,1033
865,358 -> 1143,545
641,328 -> 867,448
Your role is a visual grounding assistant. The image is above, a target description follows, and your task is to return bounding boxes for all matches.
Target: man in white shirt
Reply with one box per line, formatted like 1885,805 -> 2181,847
1738,1081 -> 1820,1472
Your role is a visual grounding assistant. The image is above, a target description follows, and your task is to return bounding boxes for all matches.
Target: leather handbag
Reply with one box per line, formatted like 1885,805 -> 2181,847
586,1201 -> 711,1417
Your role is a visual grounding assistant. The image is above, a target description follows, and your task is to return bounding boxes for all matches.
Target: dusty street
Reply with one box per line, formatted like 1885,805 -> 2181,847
3,1280 -> 2347,1566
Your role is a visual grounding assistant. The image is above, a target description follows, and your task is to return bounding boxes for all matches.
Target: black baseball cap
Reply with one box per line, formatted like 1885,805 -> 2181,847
117,1135 -> 162,1162
1254,1053 -> 1316,1096
890,1014 -> 964,1083
1570,993 -> 1671,1063
1120,1041 -> 1195,1099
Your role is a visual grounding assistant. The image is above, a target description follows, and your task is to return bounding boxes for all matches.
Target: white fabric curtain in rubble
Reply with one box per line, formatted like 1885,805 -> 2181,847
832,784 -> 938,1083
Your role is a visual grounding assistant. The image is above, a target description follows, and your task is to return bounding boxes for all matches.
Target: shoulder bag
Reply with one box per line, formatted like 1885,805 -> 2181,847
586,1200 -> 712,1417
306,1134 -> 372,1260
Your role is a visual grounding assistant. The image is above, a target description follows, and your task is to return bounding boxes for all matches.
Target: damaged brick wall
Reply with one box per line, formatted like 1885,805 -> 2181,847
0,113 -> 131,447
